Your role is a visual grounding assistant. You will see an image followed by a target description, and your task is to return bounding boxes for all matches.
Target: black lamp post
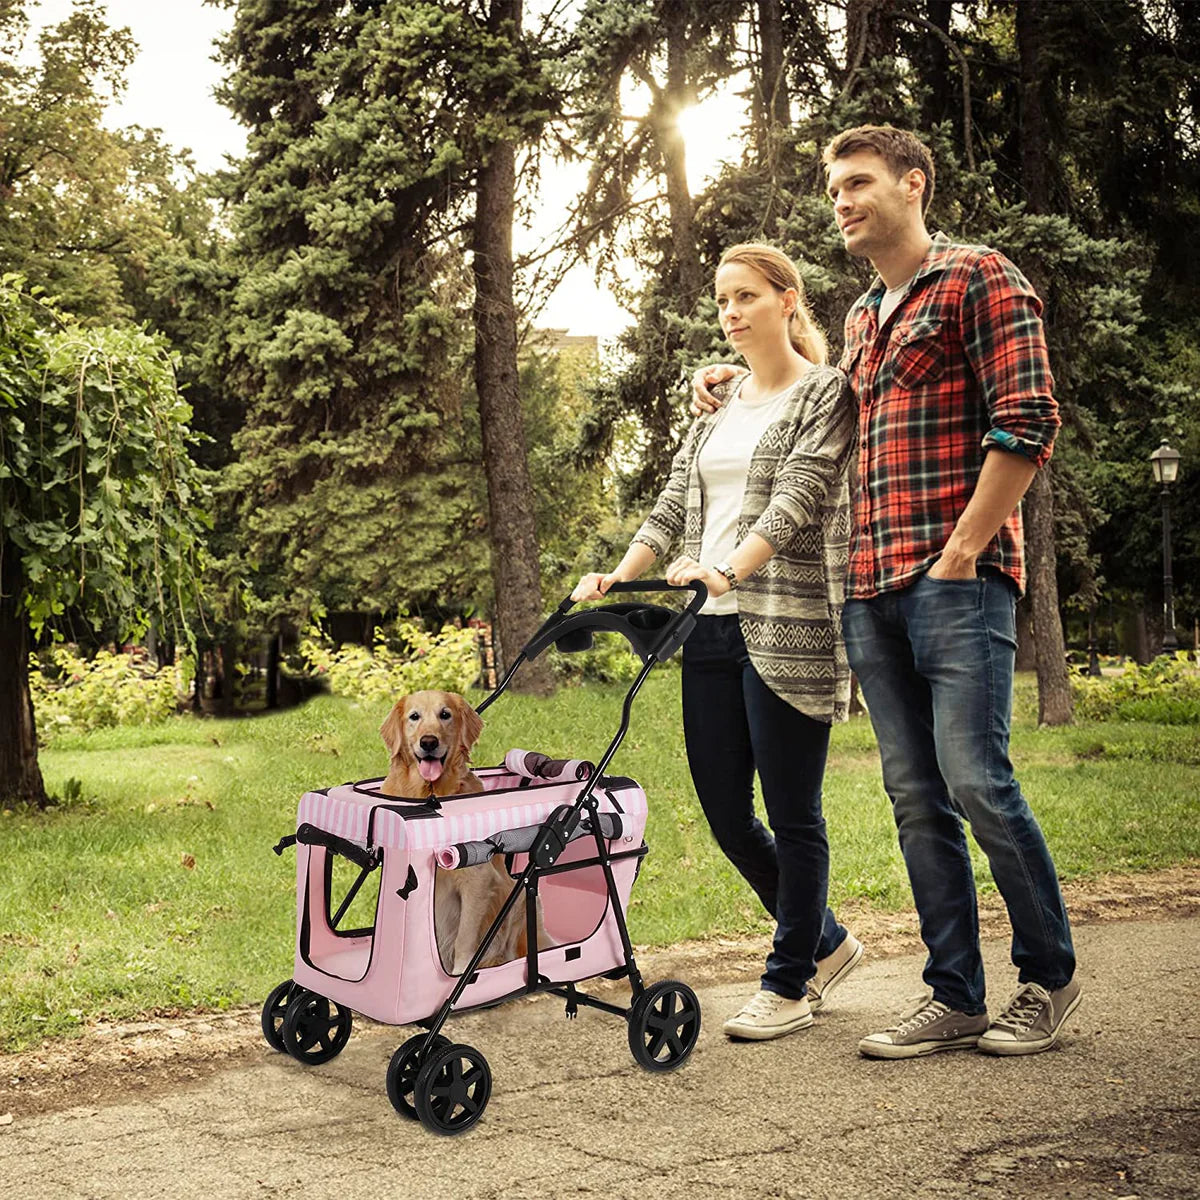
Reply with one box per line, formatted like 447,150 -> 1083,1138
1149,439 -> 1181,655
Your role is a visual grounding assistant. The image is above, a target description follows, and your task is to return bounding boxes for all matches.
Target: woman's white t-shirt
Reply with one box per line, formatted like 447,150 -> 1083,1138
696,378 -> 792,615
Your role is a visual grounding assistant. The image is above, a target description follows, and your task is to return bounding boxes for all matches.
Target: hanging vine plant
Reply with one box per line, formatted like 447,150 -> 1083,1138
0,274 -> 211,806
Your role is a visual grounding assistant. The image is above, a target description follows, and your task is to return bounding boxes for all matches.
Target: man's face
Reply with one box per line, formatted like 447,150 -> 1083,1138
826,149 -> 924,260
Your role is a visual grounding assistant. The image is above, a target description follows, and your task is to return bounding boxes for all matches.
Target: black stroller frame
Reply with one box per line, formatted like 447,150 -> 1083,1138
261,580 -> 708,1135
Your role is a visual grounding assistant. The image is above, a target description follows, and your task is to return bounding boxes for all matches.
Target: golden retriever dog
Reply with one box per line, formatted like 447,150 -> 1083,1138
379,690 -> 549,974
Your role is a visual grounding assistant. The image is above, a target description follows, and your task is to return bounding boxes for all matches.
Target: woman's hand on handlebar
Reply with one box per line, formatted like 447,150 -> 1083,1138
665,556 -> 729,597
571,571 -> 623,602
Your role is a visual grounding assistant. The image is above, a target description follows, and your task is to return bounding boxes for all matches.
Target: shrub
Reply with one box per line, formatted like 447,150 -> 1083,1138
1071,654 -> 1200,724
550,635 -> 647,684
298,622 -> 480,702
30,646 -> 195,742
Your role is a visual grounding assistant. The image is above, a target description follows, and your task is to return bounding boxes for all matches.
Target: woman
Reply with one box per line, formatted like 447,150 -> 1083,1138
573,243 -> 862,1041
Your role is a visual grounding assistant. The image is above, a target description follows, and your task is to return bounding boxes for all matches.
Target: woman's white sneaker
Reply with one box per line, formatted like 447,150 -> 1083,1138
807,933 -> 864,1011
723,989 -> 814,1040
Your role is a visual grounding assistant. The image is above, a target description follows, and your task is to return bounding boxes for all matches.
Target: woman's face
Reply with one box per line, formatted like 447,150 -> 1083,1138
714,261 -> 795,354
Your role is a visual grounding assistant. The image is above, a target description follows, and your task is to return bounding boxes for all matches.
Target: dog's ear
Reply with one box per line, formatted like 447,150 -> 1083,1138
451,693 -> 484,753
380,697 -> 410,759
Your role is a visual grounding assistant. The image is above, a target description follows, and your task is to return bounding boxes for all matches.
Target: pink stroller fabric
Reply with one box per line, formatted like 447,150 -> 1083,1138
290,758 -> 647,1026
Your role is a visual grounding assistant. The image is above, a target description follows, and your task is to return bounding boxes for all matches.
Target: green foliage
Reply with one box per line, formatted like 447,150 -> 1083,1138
551,637 -> 645,685
0,3 -> 206,324
29,647 -> 194,744
1071,656 -> 1200,724
298,622 -> 480,702
211,0 -> 566,633
0,276 -> 210,640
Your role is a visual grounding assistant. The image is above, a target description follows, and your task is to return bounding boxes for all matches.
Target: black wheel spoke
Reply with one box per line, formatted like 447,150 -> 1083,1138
647,1027 -> 670,1058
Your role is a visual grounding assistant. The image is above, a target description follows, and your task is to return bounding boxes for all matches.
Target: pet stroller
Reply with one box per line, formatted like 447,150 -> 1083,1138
262,581 -> 707,1135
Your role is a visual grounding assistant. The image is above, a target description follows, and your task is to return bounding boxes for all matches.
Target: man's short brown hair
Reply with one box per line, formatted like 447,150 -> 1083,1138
822,125 -> 936,213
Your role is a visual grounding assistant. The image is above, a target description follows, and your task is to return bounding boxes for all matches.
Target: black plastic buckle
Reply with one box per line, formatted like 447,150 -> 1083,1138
531,805 -> 581,868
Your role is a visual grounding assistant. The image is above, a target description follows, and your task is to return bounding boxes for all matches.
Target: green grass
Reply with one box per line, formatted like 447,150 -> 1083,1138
3,673 -> 1198,1052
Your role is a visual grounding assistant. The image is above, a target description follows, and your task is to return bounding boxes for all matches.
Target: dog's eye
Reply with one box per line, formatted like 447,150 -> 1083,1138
439,709 -> 451,720
408,712 -> 420,722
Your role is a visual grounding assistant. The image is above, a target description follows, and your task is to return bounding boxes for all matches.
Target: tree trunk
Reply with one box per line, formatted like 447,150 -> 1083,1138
217,641 -> 239,715
844,0 -> 896,90
473,0 -> 553,697
1024,466 -> 1073,724
657,0 -> 705,320
1014,597 -> 1037,671
1017,0 -> 1073,724
918,1 -> 954,130
755,0 -> 790,181
0,548 -> 48,808
266,633 -> 281,710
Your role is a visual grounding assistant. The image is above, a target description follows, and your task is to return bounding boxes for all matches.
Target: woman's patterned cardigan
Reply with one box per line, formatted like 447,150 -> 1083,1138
631,365 -> 855,724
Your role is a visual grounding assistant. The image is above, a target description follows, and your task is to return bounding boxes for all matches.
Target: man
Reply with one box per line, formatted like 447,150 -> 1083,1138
693,125 -> 1080,1058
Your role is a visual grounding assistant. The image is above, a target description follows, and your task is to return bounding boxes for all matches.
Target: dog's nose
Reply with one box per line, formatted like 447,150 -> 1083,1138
419,735 -> 440,754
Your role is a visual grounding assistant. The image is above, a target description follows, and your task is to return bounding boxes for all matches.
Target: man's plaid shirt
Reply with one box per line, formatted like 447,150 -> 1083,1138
838,232 -> 1060,599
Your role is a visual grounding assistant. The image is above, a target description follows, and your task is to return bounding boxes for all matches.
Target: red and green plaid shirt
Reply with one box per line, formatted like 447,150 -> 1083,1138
839,233 -> 1060,599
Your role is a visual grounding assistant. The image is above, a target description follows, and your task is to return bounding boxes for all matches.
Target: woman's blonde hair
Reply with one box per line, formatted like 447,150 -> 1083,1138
716,243 -> 828,365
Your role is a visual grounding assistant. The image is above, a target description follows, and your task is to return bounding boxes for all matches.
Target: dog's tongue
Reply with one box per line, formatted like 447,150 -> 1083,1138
418,757 -> 443,783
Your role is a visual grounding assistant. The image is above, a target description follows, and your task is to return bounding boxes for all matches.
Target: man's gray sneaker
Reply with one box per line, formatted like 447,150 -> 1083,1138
977,979 -> 1082,1056
859,993 -> 988,1059
807,933 -> 864,1012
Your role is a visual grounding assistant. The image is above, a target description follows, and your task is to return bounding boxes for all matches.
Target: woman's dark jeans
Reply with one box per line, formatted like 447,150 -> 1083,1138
681,614 -> 847,999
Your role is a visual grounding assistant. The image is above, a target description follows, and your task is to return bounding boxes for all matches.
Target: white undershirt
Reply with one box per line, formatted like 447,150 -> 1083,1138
878,274 -> 915,326
696,379 -> 792,615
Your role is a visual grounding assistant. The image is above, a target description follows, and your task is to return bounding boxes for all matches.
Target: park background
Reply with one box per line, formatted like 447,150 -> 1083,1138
1,0 -> 1198,1053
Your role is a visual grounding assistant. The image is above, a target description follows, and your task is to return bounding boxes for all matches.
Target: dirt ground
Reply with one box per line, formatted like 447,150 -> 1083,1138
3,863 -> 1198,1123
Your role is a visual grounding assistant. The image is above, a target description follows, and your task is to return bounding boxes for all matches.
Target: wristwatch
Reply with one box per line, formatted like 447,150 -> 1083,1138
713,561 -> 739,590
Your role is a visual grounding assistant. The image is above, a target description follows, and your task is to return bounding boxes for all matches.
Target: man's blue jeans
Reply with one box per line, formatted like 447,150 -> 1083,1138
681,614 -> 847,999
842,571 -> 1075,1014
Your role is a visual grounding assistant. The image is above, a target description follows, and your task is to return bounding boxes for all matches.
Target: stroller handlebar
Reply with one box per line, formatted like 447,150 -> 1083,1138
521,579 -> 707,666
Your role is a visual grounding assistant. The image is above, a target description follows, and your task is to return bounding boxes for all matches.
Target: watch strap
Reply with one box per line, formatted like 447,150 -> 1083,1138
713,561 -> 739,590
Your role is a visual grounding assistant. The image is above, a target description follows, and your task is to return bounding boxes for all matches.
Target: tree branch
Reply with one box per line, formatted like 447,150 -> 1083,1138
895,10 -> 977,171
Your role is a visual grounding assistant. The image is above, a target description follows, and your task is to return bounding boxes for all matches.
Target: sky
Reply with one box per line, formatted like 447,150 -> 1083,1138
25,0 -> 747,341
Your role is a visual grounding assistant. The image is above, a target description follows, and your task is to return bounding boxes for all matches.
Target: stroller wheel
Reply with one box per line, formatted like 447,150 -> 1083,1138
281,991 -> 353,1065
414,1043 -> 492,1135
627,980 -> 701,1072
260,979 -> 299,1053
386,1032 -> 452,1120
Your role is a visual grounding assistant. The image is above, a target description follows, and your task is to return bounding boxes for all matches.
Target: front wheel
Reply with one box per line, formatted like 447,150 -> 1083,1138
281,991 -> 353,1065
414,1043 -> 492,1135
386,1032 -> 452,1120
627,979 -> 701,1072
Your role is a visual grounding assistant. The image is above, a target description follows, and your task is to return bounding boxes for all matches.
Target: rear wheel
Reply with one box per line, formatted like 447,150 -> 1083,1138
414,1042 -> 492,1135
260,979 -> 298,1053
281,991 -> 353,1065
386,1032 -> 452,1120
627,980 -> 701,1072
